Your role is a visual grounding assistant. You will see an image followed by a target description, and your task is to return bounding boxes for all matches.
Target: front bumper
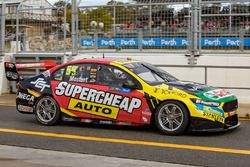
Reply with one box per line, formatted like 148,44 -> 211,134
189,114 -> 240,132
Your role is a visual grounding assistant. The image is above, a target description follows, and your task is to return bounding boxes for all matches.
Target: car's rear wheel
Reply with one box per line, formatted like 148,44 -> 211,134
34,96 -> 60,125
155,101 -> 189,135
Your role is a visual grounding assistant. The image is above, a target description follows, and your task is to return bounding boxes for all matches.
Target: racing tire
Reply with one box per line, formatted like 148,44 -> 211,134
34,96 -> 60,126
155,101 -> 189,135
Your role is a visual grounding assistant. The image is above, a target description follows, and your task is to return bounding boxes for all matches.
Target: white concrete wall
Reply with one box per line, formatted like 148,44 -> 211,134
0,54 -> 12,94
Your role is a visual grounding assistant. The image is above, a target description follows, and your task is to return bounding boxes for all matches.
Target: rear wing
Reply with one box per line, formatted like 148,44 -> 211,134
15,61 -> 56,69
5,61 -> 56,81
5,62 -> 19,81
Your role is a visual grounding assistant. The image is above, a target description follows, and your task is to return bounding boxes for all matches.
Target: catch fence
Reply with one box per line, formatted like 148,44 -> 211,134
1,0 -> 249,54
78,0 -> 250,52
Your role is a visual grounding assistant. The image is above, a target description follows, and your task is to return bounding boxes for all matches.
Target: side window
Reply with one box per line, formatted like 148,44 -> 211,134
64,64 -> 92,83
51,68 -> 65,81
97,65 -> 140,88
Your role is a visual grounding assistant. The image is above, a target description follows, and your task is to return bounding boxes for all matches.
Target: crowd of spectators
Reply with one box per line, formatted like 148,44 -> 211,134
115,4 -> 250,34
201,5 -> 250,32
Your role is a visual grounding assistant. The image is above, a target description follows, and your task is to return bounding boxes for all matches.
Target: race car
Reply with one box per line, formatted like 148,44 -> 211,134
5,58 -> 240,135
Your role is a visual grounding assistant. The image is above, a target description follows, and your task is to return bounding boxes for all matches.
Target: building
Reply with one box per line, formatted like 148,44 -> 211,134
1,0 -> 63,51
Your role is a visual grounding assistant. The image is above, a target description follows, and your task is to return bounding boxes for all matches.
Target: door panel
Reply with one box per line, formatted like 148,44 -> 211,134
50,63 -> 151,124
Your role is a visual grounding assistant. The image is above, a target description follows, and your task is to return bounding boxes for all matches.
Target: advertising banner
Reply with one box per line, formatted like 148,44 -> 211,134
80,37 -> 250,47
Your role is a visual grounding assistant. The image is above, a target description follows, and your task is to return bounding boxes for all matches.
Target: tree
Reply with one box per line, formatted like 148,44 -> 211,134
79,8 -> 113,33
54,0 -> 66,7
53,0 -> 72,26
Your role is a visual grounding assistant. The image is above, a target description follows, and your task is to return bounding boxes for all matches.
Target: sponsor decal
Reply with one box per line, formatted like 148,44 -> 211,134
160,38 -> 177,46
109,87 -> 132,94
142,117 -> 148,123
81,118 -> 92,123
27,89 -> 41,97
80,119 -> 115,125
16,63 -> 43,68
66,65 -> 78,76
42,71 -> 50,78
154,88 -> 187,98
17,105 -> 33,113
6,63 -> 15,68
204,89 -> 232,100
227,110 -> 237,117
6,71 -> 18,80
16,92 -> 35,104
193,99 -> 220,107
116,122 -> 132,126
81,37 -> 250,47
203,111 -> 224,123
99,120 -> 113,125
196,104 -> 224,123
69,76 -> 88,83
55,82 -> 142,114
62,117 -> 79,122
31,78 -> 50,92
68,98 -> 119,119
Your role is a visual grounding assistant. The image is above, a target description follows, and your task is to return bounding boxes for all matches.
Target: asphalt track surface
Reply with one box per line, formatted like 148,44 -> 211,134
0,106 -> 249,167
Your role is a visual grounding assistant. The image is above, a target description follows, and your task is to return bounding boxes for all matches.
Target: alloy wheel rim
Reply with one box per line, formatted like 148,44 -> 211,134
37,97 -> 56,123
158,103 -> 184,131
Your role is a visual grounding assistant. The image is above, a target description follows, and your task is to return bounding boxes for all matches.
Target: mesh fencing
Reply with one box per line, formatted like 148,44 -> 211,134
8,0 -> 250,53
17,3 -> 70,52
0,3 -> 6,55
78,1 -> 192,51
201,0 -> 250,51
0,0 -> 69,53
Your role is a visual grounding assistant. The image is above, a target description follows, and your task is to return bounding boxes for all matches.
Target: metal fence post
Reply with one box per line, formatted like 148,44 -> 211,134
94,29 -> 98,51
16,4 -> 21,53
188,0 -> 200,65
71,0 -> 78,61
149,0 -> 152,35
192,0 -> 199,55
229,0 -> 232,33
113,5 -> 116,37
186,10 -> 191,53
0,3 -> 5,56
198,0 -> 202,53
64,1 -> 68,58
138,28 -> 143,51
240,30 -> 245,52
55,8 -> 59,51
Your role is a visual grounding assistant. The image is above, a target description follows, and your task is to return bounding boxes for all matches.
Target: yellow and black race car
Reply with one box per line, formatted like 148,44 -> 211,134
5,58 -> 240,135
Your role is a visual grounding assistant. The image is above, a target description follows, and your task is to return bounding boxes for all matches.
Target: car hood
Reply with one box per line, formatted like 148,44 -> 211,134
165,81 -> 237,102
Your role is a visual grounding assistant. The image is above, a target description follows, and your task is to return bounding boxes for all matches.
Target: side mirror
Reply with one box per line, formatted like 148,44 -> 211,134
122,82 -> 139,90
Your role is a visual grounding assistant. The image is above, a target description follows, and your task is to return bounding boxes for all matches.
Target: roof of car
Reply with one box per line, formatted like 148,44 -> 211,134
66,57 -> 138,65
49,57 -> 140,72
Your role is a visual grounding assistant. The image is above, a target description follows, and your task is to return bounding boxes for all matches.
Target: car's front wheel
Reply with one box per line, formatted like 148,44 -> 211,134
155,101 -> 189,135
34,96 -> 60,125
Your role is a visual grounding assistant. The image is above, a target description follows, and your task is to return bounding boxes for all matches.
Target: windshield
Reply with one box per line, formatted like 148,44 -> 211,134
123,62 -> 178,85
